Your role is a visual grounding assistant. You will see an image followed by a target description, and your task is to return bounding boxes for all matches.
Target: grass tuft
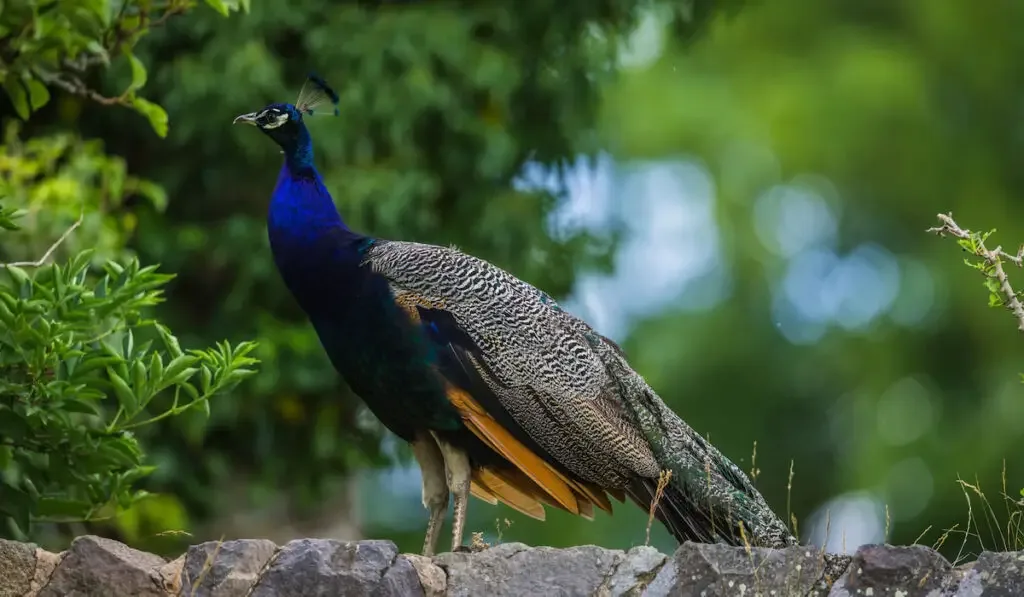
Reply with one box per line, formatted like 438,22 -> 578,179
917,461 -> 1024,564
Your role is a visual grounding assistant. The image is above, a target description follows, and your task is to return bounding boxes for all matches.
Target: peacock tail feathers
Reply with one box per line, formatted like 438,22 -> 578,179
612,365 -> 798,548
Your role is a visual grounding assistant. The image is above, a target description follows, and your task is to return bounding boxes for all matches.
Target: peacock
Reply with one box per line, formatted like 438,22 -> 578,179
234,75 -> 798,556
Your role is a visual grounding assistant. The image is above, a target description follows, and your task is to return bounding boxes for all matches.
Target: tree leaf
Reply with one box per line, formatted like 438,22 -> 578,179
74,355 -> 122,377
62,397 -> 102,416
106,368 -> 138,415
162,354 -> 198,386
204,0 -> 230,17
2,77 -> 29,120
200,365 -> 212,394
126,52 -> 147,91
149,353 -> 164,389
192,397 -> 211,419
133,360 -> 148,402
98,438 -> 142,468
132,97 -> 169,138
156,324 -> 183,358
5,265 -> 30,289
26,79 -> 50,112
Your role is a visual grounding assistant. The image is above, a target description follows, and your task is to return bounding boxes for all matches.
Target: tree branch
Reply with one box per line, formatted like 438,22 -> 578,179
19,2 -> 191,109
927,212 -> 1024,332
0,209 -> 84,269
34,70 -> 123,105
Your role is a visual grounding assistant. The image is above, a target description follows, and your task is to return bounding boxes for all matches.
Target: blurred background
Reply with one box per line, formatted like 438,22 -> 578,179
3,0 -> 1024,560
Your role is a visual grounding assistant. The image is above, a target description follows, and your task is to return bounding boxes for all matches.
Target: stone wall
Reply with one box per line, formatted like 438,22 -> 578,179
0,535 -> 1020,596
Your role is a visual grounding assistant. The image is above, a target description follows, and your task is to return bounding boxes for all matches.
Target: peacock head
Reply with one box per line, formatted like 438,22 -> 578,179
233,74 -> 340,155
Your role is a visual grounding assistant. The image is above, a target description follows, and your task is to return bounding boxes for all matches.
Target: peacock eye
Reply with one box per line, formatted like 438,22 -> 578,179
256,108 -> 291,128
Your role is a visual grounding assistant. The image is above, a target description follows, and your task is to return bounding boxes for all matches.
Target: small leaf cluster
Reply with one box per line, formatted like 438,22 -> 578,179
956,229 -> 1010,308
0,217 -> 258,535
0,0 -> 247,137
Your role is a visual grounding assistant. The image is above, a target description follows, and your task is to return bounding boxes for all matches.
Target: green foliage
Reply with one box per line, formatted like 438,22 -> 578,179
0,244 -> 257,534
0,0 -> 247,135
1,0 -> 260,545
954,229 -> 1011,308
0,123 -> 166,265
0,204 -> 19,230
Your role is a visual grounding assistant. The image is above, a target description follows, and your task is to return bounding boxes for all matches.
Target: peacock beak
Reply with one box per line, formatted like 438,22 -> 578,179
233,112 -> 260,125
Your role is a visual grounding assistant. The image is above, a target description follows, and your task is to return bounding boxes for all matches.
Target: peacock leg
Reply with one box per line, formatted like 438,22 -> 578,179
411,433 -> 449,557
431,432 -> 472,552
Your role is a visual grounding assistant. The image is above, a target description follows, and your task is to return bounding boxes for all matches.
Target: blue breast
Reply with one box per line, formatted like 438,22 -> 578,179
265,163 -> 462,439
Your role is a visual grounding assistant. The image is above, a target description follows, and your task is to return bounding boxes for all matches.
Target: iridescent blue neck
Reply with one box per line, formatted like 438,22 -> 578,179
265,118 -> 370,279
269,162 -> 346,237
264,118 -> 342,229
279,122 -> 316,175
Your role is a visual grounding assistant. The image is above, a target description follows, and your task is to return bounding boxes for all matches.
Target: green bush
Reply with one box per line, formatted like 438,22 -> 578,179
0,226 -> 257,534
0,0 -> 257,540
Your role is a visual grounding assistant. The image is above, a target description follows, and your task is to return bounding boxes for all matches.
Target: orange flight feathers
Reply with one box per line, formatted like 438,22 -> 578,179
445,383 -> 581,515
444,382 -> 622,522
472,468 -> 546,520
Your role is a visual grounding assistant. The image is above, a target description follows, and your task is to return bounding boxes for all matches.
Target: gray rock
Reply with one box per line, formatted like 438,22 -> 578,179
436,542 -> 620,597
38,535 -> 167,597
179,538 -> 278,596
952,550 -> 1024,597
248,538 -> 423,597
379,553 -> 427,596
30,548 -> 63,597
156,555 -> 184,595
643,554 -> 679,597
404,554 -> 447,597
667,541 -> 827,596
828,544 -> 954,596
6,533 -> 1024,596
0,539 -> 36,597
599,546 -> 667,596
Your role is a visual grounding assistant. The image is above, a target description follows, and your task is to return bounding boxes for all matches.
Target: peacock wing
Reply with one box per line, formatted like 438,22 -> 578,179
366,240 -> 650,516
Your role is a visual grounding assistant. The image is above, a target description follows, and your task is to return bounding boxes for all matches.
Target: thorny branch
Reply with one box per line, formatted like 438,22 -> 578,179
927,212 -> 1024,332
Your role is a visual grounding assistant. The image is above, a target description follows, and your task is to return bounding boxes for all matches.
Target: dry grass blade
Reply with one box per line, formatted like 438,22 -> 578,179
645,469 -> 672,546
190,536 -> 225,597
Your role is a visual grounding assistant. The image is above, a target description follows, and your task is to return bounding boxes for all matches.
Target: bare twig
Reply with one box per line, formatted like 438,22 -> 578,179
0,210 -> 84,268
927,212 -> 1024,331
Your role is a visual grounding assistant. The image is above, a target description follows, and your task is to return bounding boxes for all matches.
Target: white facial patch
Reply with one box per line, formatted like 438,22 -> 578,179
260,108 -> 291,129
